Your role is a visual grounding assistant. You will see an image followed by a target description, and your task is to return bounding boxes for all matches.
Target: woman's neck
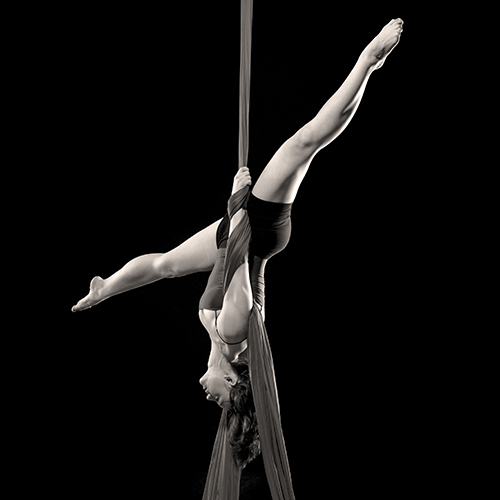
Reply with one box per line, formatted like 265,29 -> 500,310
208,342 -> 237,373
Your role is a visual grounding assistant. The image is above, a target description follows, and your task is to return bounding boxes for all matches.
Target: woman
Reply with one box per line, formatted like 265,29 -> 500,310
73,19 -> 403,467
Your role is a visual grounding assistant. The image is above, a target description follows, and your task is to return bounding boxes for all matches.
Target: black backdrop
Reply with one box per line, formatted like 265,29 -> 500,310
51,3 -> 439,498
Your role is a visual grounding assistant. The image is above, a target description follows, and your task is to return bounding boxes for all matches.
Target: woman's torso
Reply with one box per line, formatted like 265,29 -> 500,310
198,192 -> 292,347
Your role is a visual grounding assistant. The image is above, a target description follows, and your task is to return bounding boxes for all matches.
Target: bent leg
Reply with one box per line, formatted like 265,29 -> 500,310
72,219 -> 222,311
253,19 -> 403,204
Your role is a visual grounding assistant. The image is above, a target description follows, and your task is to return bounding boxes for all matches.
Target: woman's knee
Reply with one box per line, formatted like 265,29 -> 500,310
294,123 -> 322,150
153,254 -> 178,279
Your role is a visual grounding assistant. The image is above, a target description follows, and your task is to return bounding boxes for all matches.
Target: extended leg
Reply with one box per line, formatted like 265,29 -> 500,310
72,219 -> 222,312
253,19 -> 403,204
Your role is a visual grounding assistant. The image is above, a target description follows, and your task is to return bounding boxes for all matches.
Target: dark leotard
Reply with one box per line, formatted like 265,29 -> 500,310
199,192 -> 292,314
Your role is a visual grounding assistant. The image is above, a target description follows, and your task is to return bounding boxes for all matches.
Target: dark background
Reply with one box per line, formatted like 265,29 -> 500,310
35,2 -> 448,498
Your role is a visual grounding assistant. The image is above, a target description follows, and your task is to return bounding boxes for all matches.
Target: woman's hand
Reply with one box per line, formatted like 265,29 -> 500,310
232,166 -> 252,195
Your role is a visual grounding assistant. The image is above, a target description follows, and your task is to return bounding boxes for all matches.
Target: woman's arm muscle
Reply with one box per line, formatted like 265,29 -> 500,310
217,260 -> 253,341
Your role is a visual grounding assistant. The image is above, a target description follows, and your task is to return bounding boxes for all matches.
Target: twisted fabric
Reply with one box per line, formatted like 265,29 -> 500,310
202,1 -> 295,498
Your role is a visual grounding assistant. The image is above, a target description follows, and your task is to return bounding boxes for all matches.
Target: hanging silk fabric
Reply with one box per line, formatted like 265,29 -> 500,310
202,1 -> 296,499
238,0 -> 252,170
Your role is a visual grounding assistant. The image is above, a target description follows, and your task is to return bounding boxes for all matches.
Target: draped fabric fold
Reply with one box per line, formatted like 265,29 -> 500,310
202,1 -> 296,498
202,409 -> 242,500
248,310 -> 295,500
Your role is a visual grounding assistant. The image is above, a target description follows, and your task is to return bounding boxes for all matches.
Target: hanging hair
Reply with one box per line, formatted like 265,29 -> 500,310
227,356 -> 261,468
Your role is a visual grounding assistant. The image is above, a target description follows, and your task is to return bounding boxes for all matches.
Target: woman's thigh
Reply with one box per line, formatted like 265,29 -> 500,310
156,219 -> 222,277
252,131 -> 318,204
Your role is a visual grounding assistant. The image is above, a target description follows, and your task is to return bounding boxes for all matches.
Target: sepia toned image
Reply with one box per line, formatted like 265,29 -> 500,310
65,2 -> 417,498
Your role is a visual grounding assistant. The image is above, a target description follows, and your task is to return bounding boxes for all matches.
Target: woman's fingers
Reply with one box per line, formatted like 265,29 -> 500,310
232,166 -> 252,194
236,167 -> 252,183
241,173 -> 252,185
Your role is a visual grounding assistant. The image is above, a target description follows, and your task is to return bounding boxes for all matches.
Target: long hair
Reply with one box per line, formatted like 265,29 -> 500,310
227,355 -> 261,468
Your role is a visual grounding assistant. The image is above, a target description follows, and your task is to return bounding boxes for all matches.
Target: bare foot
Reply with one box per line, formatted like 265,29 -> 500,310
72,276 -> 105,312
362,19 -> 404,69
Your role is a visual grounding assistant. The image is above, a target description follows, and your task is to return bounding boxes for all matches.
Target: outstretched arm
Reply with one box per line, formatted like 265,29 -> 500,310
217,255 -> 253,340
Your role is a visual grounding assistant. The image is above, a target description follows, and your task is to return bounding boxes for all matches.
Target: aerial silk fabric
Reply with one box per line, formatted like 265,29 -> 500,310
238,0 -> 253,170
202,407 -> 242,499
202,186 -> 296,500
202,1 -> 295,498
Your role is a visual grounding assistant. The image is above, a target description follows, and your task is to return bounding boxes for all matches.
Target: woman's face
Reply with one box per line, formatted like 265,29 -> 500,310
199,366 -> 237,409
